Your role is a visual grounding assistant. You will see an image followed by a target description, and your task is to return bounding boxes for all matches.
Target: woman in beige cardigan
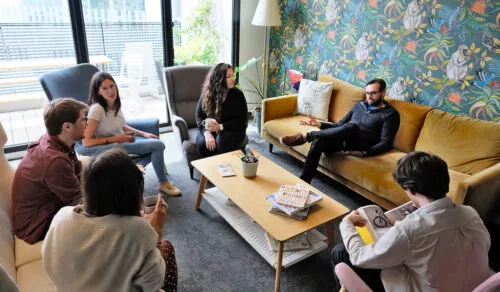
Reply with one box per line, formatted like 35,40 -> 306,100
42,148 -> 177,291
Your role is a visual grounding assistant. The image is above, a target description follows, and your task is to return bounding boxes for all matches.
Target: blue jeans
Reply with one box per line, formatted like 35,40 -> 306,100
76,137 -> 168,182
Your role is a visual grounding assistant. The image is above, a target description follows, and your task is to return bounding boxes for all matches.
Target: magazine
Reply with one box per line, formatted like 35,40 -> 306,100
357,201 -> 417,242
275,185 -> 309,208
265,232 -> 311,252
216,164 -> 235,177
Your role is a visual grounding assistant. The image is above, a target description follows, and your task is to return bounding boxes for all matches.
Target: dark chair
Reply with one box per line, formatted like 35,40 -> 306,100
40,64 -> 160,160
162,65 -> 248,179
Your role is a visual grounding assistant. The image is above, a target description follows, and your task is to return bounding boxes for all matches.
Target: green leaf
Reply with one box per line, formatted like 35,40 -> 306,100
426,66 -> 439,70
474,17 -> 486,22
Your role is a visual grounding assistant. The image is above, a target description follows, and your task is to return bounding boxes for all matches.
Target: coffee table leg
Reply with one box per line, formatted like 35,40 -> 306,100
325,220 -> 335,249
195,175 -> 208,210
274,241 -> 284,292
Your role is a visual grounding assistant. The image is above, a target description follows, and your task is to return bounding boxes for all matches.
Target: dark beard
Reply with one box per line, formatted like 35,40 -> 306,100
369,99 -> 383,107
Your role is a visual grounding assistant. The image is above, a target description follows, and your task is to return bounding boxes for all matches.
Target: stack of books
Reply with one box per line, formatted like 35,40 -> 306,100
266,184 -> 322,220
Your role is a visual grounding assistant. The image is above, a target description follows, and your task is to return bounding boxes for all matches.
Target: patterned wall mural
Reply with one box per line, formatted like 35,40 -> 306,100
267,0 -> 500,122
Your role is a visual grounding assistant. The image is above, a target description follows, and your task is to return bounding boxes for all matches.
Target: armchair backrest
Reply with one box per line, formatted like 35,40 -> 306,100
162,65 -> 212,128
40,64 -> 99,103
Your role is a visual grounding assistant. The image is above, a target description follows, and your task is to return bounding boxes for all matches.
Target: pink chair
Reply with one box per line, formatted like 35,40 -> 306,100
473,271 -> 500,292
334,263 -> 372,292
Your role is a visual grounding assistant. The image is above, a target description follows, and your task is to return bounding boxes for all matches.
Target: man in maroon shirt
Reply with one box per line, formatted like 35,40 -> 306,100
12,98 -> 88,244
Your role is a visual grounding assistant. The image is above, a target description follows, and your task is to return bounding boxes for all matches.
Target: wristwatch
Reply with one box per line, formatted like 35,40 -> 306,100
219,124 -> 224,131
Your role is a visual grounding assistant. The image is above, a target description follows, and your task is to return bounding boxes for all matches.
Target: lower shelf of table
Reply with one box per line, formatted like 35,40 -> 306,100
202,187 -> 328,269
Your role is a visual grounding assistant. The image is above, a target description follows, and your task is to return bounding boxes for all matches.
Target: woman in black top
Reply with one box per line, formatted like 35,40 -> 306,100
195,63 -> 248,157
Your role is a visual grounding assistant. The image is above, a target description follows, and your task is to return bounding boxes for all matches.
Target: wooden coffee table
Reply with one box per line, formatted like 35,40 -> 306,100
191,149 -> 349,292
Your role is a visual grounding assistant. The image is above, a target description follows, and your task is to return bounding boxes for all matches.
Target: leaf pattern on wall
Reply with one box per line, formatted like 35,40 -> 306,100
268,0 -> 500,122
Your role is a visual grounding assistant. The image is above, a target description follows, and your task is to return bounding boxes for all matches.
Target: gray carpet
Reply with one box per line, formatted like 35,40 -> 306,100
141,126 -> 373,292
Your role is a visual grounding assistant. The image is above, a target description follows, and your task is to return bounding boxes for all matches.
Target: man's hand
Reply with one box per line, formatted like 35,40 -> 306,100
342,151 -> 365,157
299,114 -> 320,127
204,131 -> 216,151
345,210 -> 367,227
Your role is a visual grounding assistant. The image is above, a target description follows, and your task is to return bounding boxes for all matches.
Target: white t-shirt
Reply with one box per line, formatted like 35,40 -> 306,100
42,206 -> 165,292
88,103 -> 125,137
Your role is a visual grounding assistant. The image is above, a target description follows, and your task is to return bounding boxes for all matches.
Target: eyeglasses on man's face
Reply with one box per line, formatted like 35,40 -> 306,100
366,91 -> 380,96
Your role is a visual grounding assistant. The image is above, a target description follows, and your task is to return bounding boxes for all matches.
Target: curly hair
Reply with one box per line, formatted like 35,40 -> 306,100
202,63 -> 233,120
88,72 -> 121,117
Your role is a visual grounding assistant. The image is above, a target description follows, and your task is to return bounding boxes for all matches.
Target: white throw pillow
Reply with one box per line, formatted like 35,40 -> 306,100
296,79 -> 334,120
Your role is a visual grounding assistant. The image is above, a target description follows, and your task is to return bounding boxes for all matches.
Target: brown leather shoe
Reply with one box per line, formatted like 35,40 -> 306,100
279,133 -> 306,147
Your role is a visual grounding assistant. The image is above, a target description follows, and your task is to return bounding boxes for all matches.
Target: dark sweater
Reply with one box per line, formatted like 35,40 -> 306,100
195,88 -> 248,139
320,101 -> 400,156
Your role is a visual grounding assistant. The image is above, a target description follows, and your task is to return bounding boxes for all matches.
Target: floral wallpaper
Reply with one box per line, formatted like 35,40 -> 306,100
267,0 -> 500,122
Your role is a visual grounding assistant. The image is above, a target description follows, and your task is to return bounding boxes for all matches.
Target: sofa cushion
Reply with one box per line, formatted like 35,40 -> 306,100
16,259 -> 55,292
296,79 -> 334,120
318,75 -> 365,123
322,150 -> 410,206
263,115 -> 316,157
385,98 -> 432,153
415,110 -> 500,175
0,122 -> 16,280
14,237 -> 43,269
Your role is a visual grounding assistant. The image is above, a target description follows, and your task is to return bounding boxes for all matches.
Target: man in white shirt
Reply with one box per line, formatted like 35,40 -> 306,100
332,151 -> 491,292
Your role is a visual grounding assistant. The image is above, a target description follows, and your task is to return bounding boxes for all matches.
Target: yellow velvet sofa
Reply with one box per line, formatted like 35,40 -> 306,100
262,75 -> 500,224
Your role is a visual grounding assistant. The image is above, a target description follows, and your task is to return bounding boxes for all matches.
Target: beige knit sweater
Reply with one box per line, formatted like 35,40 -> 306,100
42,206 -> 165,292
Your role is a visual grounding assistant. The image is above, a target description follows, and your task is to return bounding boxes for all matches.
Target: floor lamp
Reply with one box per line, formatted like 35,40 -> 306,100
252,0 -> 281,98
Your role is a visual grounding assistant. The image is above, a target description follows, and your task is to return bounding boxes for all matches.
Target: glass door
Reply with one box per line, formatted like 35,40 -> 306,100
0,1 -> 76,147
172,0 -> 233,65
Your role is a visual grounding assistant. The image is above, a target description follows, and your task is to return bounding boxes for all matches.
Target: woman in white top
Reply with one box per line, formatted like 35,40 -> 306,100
81,72 -> 180,196
42,148 -> 178,292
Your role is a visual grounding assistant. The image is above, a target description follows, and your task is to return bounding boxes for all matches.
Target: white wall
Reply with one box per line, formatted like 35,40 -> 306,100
238,0 -> 265,108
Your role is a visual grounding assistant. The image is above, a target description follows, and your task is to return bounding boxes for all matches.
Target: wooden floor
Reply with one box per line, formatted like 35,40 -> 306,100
1,94 -> 168,147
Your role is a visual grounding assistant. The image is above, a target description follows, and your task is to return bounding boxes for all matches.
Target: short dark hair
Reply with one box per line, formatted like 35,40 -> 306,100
88,72 -> 121,116
43,98 -> 88,135
82,148 -> 144,217
366,78 -> 387,92
392,151 -> 449,200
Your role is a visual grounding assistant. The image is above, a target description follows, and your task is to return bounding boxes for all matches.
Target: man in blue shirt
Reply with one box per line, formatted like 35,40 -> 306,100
280,79 -> 400,183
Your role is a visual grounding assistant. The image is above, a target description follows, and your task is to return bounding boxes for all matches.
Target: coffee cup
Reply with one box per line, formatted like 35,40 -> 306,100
201,118 -> 217,129
143,195 -> 168,214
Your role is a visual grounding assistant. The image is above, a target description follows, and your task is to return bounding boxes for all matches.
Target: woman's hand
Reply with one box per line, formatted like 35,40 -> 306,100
204,131 -> 216,151
110,133 -> 135,143
206,120 -> 220,132
299,114 -> 320,127
143,132 -> 159,139
144,194 -> 167,237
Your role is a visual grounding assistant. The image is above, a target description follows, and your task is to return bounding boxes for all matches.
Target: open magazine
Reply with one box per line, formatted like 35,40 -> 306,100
357,201 -> 417,242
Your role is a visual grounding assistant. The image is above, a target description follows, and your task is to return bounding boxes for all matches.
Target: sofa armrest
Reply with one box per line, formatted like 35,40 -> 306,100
171,115 -> 190,142
262,95 -> 298,123
126,118 -> 160,136
454,163 -> 500,223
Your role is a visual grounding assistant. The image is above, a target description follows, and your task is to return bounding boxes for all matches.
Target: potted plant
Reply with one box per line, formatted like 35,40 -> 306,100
234,56 -> 265,133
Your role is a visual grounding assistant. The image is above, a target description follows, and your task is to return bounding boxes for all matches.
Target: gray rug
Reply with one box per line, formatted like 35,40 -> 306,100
142,127 -> 372,291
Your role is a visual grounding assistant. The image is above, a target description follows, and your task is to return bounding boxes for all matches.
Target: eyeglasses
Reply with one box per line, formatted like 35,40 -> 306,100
366,91 -> 380,96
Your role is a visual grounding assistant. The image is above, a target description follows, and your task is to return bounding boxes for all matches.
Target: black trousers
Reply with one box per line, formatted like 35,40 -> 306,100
196,130 -> 244,158
300,123 -> 365,183
331,243 -> 385,292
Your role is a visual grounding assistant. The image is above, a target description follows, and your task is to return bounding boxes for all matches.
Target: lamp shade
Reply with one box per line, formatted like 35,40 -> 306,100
251,0 -> 282,27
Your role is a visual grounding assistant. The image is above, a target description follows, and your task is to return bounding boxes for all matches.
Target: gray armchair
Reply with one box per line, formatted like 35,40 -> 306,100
162,65 -> 212,179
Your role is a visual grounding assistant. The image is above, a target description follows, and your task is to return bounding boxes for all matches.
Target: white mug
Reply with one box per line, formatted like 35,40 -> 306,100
143,195 -> 168,214
202,118 -> 217,129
